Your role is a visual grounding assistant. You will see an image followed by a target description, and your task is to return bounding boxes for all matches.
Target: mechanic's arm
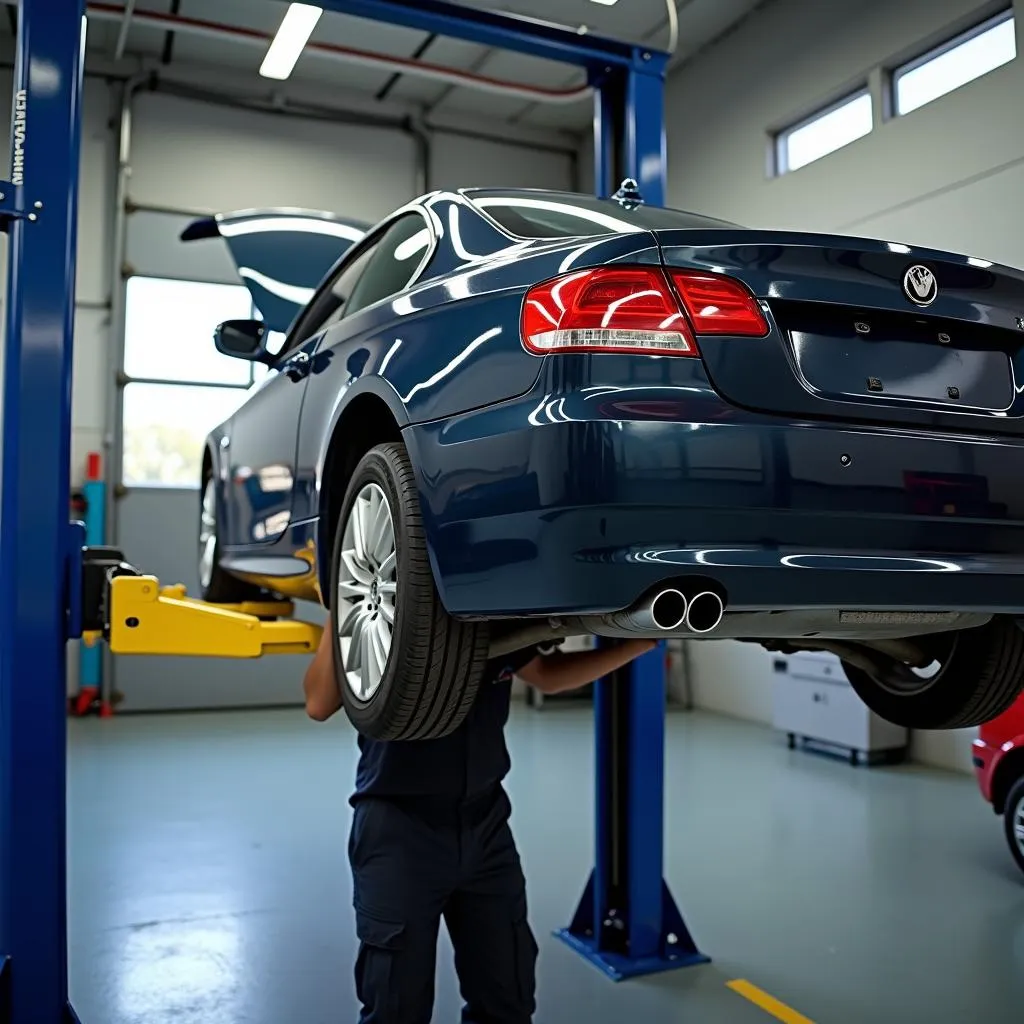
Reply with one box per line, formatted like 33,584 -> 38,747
303,617 -> 343,721
517,639 -> 658,695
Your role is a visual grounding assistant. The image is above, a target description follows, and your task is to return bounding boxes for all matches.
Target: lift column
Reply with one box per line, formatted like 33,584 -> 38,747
0,1 -> 87,1021
556,52 -> 709,980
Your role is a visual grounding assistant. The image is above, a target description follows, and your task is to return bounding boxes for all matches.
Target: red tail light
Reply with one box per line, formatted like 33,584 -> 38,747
521,266 -> 769,356
521,267 -> 697,357
668,269 -> 769,337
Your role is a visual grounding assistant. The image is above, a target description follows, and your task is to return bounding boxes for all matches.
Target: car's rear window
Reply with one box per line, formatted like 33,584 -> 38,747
463,189 -> 741,239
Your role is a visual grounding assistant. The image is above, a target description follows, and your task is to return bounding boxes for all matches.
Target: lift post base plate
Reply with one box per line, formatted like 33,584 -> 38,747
555,874 -> 708,982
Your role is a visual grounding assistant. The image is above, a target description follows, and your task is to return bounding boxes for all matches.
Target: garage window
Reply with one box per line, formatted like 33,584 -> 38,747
121,276 -> 280,488
775,90 -> 873,174
892,10 -> 1016,116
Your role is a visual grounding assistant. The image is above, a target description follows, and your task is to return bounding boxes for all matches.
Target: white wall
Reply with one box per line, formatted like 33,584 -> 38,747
663,0 -> 1024,773
431,131 -> 575,193
129,92 -> 419,220
665,0 -> 1024,259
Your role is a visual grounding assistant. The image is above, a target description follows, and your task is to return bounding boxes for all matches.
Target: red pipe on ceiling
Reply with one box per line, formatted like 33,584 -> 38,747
85,2 -> 592,104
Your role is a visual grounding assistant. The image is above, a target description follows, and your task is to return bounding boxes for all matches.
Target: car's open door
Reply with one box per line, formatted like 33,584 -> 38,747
181,208 -> 369,334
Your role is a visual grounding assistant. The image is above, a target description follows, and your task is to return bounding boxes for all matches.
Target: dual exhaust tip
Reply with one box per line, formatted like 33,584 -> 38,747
649,587 -> 725,635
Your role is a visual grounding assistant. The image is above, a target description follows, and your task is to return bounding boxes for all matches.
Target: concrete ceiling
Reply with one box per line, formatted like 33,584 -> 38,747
2,1 -> 767,134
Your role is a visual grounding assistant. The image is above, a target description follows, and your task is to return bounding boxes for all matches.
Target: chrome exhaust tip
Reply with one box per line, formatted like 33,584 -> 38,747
650,588 -> 688,631
684,591 -> 725,634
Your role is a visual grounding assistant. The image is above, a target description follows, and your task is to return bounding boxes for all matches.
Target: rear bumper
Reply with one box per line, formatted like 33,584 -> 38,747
405,381 -> 1024,618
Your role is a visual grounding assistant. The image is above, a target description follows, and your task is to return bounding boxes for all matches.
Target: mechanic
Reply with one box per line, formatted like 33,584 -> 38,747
302,620 -> 656,1023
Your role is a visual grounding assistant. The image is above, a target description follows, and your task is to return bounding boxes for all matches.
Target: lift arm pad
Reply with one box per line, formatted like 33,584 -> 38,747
105,575 -> 323,658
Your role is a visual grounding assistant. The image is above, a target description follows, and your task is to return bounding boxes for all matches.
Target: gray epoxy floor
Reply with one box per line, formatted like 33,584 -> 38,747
68,706 -> 1024,1024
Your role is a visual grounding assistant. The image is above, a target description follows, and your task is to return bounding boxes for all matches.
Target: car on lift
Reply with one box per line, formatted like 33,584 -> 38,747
187,183 -> 1024,742
973,693 -> 1024,876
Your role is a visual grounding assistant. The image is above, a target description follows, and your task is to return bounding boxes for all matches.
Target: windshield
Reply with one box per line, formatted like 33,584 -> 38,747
463,189 -> 741,240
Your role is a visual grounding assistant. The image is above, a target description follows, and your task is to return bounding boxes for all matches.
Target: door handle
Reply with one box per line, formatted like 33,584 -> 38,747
283,351 -> 311,382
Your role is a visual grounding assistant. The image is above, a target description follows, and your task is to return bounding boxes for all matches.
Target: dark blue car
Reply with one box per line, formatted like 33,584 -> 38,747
189,185 -> 1024,740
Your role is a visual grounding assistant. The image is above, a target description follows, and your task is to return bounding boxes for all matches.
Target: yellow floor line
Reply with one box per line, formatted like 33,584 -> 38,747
726,979 -> 816,1024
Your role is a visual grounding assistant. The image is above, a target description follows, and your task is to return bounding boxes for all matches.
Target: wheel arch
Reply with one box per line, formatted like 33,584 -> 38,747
991,745 -> 1024,814
201,436 -> 228,513
317,385 -> 408,606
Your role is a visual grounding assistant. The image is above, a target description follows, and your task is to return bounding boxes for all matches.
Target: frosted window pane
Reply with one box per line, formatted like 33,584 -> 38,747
780,93 -> 873,173
122,382 -> 250,487
896,17 -> 1016,116
124,277 -> 254,385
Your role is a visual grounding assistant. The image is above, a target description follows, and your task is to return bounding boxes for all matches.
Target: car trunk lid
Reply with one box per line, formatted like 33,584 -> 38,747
656,229 -> 1024,436
181,209 -> 369,334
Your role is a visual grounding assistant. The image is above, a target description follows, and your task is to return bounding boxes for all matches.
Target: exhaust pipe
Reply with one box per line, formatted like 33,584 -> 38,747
650,588 -> 688,630
684,591 -> 725,634
592,582 -> 729,636
612,587 -> 688,632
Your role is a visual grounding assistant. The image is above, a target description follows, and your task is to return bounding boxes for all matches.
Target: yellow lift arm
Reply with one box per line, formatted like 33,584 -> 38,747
80,550 -> 322,658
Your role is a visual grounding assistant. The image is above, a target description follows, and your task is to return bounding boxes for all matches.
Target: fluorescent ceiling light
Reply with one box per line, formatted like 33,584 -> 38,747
260,4 -> 323,81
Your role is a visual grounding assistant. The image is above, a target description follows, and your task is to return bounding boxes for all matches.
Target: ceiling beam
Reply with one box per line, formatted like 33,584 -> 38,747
161,0 -> 181,66
315,0 -> 644,72
376,32 -> 437,101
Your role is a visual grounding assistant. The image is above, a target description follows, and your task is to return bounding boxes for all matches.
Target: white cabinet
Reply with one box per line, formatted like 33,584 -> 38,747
771,651 -> 908,765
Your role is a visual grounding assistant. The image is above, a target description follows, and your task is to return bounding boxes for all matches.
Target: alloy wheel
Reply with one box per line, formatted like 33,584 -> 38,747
199,477 -> 217,589
336,482 -> 397,702
872,633 -> 958,697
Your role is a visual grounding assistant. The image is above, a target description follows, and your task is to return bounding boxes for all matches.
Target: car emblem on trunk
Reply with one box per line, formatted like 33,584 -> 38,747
903,264 -> 937,306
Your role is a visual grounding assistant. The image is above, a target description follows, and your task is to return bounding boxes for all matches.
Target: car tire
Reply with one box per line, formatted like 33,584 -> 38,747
330,441 -> 490,741
1003,775 -> 1024,877
840,618 -> 1024,730
198,472 -> 265,604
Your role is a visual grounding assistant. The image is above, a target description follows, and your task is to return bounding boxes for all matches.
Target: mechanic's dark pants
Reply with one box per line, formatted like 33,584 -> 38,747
349,786 -> 537,1024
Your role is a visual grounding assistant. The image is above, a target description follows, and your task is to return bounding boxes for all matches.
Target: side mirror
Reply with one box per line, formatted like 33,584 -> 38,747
214,319 -> 272,362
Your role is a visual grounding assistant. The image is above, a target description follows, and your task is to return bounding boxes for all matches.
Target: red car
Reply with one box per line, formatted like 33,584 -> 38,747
974,693 -> 1024,874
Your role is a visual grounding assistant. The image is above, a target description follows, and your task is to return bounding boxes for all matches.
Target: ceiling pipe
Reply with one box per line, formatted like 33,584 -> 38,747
112,0 -> 135,61
78,2 -> 591,105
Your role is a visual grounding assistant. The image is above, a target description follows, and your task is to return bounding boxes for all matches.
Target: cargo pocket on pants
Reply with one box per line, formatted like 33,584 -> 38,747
512,914 -> 539,1014
355,908 -> 406,1020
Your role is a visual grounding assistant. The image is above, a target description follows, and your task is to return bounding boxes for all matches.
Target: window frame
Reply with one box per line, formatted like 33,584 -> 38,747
890,7 -> 1015,117
774,87 -> 873,175
280,206 -> 436,353
284,238 -> 383,352
344,212 -> 437,317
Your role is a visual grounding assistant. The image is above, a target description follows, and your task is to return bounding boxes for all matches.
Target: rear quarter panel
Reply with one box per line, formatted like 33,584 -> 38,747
290,232 -> 663,523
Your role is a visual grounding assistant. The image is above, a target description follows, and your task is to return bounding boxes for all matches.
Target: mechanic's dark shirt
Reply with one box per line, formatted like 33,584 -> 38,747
351,645 -> 549,806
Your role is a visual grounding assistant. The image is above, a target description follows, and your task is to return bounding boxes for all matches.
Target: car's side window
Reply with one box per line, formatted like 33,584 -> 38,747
279,238 -> 381,355
344,213 -> 432,319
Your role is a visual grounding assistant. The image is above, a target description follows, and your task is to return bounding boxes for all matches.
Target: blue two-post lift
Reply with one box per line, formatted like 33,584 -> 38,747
0,0 -> 705,1019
